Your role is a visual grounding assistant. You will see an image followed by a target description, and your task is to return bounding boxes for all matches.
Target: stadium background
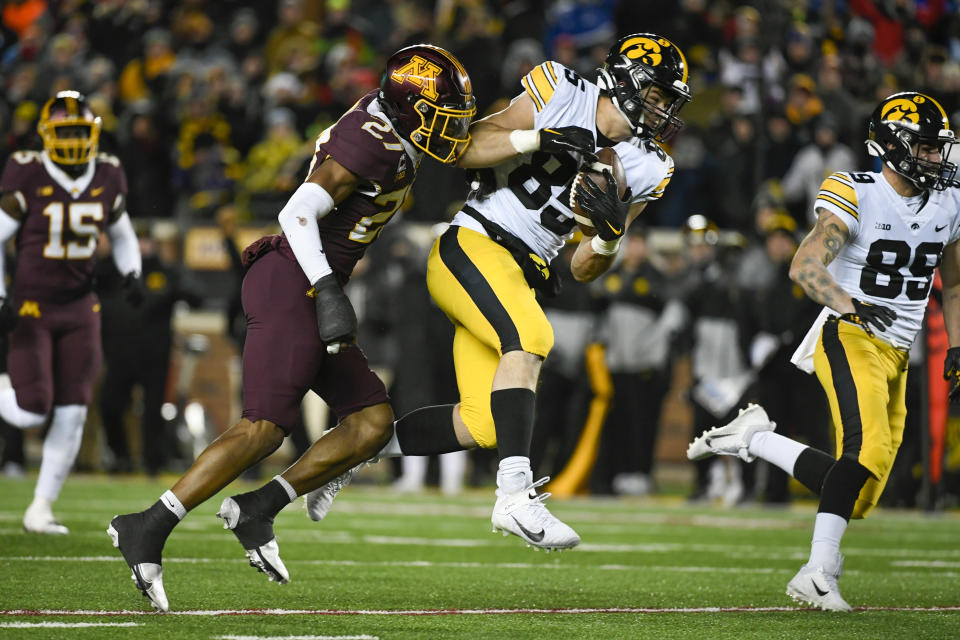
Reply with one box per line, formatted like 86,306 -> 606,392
1,0 -> 959,505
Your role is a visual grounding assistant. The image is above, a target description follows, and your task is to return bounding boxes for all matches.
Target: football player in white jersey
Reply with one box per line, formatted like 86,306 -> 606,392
688,91 -> 960,610
295,33 -> 691,551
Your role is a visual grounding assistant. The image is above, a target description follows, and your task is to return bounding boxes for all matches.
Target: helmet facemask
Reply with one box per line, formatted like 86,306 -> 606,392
38,96 -> 102,166
408,95 -> 476,164
599,56 -> 690,142
867,121 -> 957,192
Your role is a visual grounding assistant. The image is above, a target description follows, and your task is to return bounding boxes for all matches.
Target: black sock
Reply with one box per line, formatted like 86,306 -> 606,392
395,405 -> 460,455
818,455 -> 872,519
792,447 -> 836,495
141,499 -> 180,548
246,479 -> 294,519
491,388 -> 536,459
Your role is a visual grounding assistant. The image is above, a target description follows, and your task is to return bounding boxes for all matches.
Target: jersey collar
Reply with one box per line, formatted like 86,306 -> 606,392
41,151 -> 95,199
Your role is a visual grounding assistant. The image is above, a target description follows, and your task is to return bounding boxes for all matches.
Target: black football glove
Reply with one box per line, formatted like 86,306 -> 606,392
121,272 -> 145,307
312,273 -> 357,354
944,347 -> 960,403
539,126 -> 598,162
839,298 -> 897,338
575,169 -> 633,242
0,297 -> 17,333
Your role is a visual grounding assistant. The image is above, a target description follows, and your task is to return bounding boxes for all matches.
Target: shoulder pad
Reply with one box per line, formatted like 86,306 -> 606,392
96,152 -> 122,168
9,150 -> 41,165
522,61 -> 562,113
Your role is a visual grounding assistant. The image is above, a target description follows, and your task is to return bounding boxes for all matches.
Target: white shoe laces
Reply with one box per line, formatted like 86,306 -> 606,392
514,477 -> 563,528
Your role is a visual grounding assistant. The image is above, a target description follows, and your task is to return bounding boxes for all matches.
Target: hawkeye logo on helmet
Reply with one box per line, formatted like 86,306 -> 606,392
881,96 -> 925,124
620,37 -> 670,66
390,55 -> 442,101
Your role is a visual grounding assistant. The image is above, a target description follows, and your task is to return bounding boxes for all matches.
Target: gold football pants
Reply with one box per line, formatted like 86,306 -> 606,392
426,226 -> 554,448
814,317 -> 909,518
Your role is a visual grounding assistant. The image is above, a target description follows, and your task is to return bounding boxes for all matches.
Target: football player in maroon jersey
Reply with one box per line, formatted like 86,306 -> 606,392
0,91 -> 143,534
107,44 -> 479,611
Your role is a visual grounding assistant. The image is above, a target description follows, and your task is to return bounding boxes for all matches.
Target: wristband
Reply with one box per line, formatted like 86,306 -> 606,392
509,129 -> 540,154
591,235 -> 622,256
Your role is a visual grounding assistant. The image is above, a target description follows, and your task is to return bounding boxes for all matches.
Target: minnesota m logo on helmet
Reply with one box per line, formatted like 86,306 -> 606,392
390,55 -> 443,101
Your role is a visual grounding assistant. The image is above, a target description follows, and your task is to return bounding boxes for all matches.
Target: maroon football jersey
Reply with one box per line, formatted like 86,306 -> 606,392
279,90 -> 420,284
1,151 -> 127,302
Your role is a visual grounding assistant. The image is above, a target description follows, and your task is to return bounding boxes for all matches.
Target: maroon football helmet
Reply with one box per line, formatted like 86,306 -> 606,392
379,44 -> 476,163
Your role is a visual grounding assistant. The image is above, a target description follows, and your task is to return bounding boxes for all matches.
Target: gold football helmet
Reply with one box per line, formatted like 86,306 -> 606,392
37,90 -> 102,165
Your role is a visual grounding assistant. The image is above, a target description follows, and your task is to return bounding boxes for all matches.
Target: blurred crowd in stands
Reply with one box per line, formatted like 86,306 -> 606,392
1,0 -> 959,507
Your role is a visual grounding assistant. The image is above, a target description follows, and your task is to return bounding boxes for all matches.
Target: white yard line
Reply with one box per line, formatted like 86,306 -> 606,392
5,555 -> 960,578
213,636 -> 378,640
2,606 -> 960,616
0,622 -> 140,628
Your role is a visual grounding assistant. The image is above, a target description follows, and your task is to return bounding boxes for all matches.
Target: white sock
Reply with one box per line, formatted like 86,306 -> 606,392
378,429 -> 402,457
809,512 -> 847,568
34,405 -> 86,502
748,431 -> 807,476
440,450 -> 467,495
497,456 -> 531,494
0,388 -> 46,429
160,490 -> 187,520
273,475 -> 297,502
398,456 -> 427,488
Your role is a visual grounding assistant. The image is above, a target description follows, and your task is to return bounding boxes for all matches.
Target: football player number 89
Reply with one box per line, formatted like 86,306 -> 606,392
859,238 -> 942,300
507,151 -> 579,235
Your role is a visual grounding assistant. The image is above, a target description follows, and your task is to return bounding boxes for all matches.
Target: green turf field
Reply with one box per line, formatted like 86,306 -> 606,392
1,473 -> 958,639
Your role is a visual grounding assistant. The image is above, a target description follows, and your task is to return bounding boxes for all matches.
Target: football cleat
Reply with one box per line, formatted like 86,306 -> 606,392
23,499 -> 69,535
786,553 -> 852,612
304,460 -> 369,522
491,476 -> 580,551
107,513 -> 169,612
217,495 -> 289,584
686,403 -> 776,462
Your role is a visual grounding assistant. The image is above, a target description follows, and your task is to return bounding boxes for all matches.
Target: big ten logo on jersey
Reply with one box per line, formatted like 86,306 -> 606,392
619,36 -> 672,66
880,94 -> 927,125
390,55 -> 442,100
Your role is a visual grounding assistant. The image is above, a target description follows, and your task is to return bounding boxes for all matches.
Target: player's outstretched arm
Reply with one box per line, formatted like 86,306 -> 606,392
789,208 -> 856,314
455,93 -> 596,169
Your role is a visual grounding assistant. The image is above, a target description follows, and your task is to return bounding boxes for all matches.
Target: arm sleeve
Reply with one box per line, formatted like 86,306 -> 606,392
277,182 -> 336,284
0,207 -> 20,298
106,212 -> 142,277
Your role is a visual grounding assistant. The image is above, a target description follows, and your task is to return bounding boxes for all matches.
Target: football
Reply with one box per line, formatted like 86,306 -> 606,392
569,146 -> 627,236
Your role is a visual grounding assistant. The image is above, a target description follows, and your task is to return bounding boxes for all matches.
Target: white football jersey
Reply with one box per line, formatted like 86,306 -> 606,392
807,170 -> 960,351
451,61 -> 674,262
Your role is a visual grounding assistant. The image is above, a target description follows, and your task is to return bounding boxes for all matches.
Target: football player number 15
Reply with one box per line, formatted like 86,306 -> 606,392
43,201 -> 104,259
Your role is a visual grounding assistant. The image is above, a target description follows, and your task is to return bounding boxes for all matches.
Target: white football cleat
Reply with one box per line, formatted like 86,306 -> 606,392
305,461 -> 369,522
686,403 -> 775,462
23,498 -> 69,535
491,476 -> 580,551
217,496 -> 289,584
786,553 -> 852,612
107,516 -> 169,612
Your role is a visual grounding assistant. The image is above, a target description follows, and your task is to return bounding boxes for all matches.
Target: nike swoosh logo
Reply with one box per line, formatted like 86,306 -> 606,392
936,224 -> 947,232
133,565 -> 152,591
91,187 -> 104,196
813,581 -> 829,597
511,516 -> 545,542
606,221 -> 622,235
